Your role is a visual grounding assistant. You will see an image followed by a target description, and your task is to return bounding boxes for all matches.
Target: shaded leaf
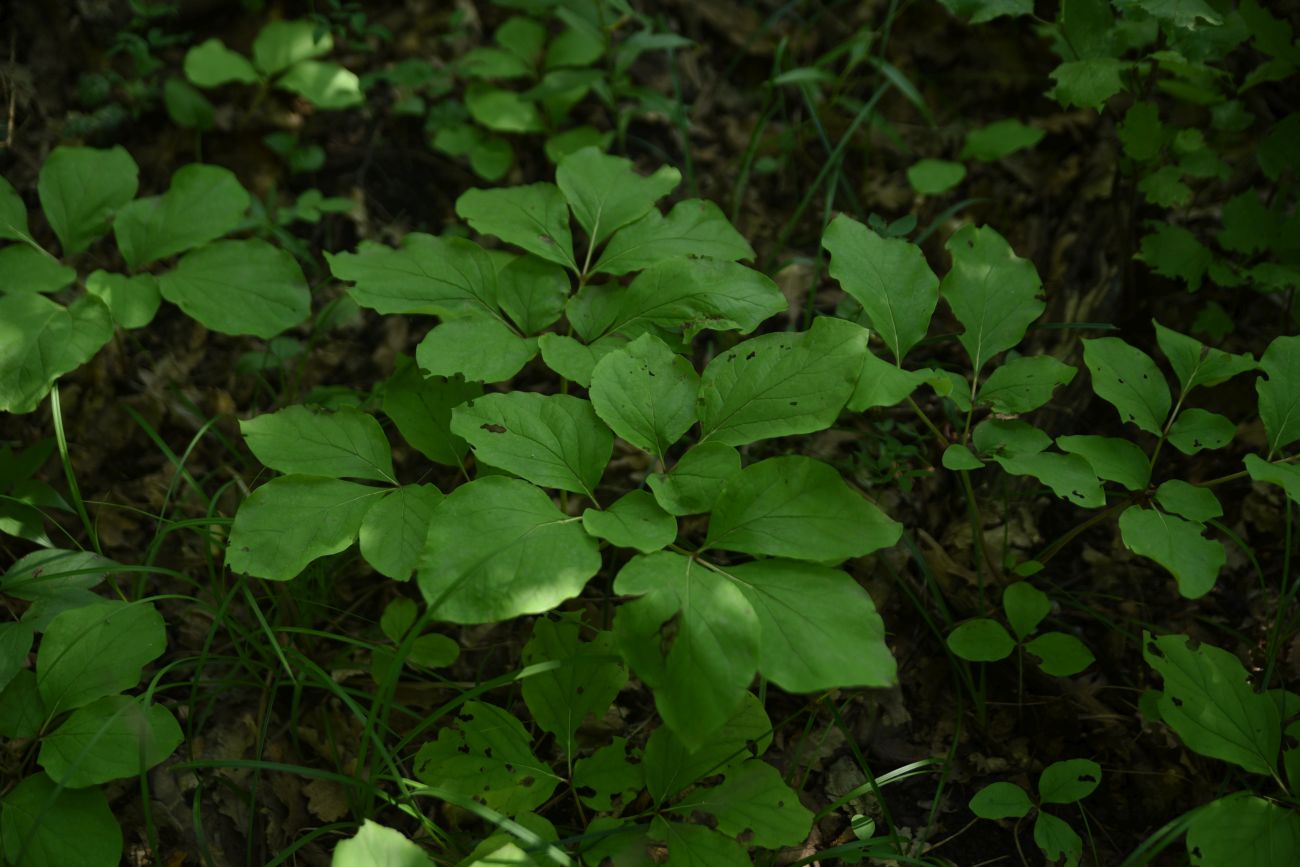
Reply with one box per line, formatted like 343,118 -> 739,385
1120,506 -> 1223,598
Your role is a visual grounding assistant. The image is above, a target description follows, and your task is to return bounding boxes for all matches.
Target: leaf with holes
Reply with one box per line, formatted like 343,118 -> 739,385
589,332 -> 699,459
521,614 -> 626,755
1257,334 -> 1300,455
1167,408 -> 1235,455
1120,506 -> 1224,598
1153,320 -> 1256,395
673,760 -> 813,848
977,355 -> 1076,414
993,450 -> 1106,508
642,691 -> 772,802
1083,337 -> 1171,435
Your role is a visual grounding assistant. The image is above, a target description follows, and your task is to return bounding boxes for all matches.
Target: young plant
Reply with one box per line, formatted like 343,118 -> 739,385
947,581 -> 1095,677
970,758 -> 1103,867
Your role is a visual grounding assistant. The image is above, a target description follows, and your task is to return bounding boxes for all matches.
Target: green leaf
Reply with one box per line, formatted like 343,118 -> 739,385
1258,334 -> 1300,454
521,614 -> 626,755
1186,793 -> 1300,867
85,270 -> 160,329
1144,631 -> 1280,776
0,671 -> 44,738
535,333 -> 621,387
466,82 -> 545,133
37,145 -> 139,256
556,148 -> 680,248
641,691 -> 772,801
973,418 -> 1050,457
947,619 -> 1016,662
242,405 -> 395,482
848,348 -> 935,410
112,164 -> 250,269
583,490 -> 677,553
1118,101 -> 1164,162
37,600 -> 165,713
942,443 -> 984,470
1120,507 -> 1223,598
939,0 -> 1033,24
673,760 -> 813,848
1167,408 -> 1236,455
1138,166 -> 1191,206
184,38 -> 258,86
379,598 -> 417,643
994,450 -> 1106,508
567,258 -> 785,343
906,159 -> 966,195
0,622 -> 34,694
332,820 -> 432,867
419,477 -> 601,623
163,77 -> 215,131
253,19 -> 331,76
496,255 -> 569,334
0,293 -> 114,414
360,485 -> 442,581
39,696 -> 182,787
977,355 -> 1076,413
1117,0 -> 1222,28
1245,454 -> 1300,505
589,333 -> 699,459
613,552 -> 760,746
1138,223 -> 1211,292
1049,57 -> 1126,110
0,175 -> 30,241
1153,320 -> 1256,395
381,357 -> 480,466
1038,759 -> 1102,805
158,239 -> 310,339
969,781 -> 1032,819
960,118 -> 1044,161
1025,632 -> 1095,677
573,738 -> 643,811
1,549 -> 113,605
328,234 -> 498,317
648,442 -> 741,516
451,392 -> 611,496
1154,480 -> 1222,522
1003,581 -> 1050,640
0,245 -> 77,294
822,214 -> 939,362
706,456 -> 901,561
593,199 -> 753,276
455,184 -> 577,271
416,315 -> 537,383
697,316 -> 868,446
0,773 -> 122,867
276,60 -> 363,108
413,701 -> 561,815
652,818 -> 749,867
1033,811 -> 1083,867
226,476 -> 381,580
545,125 -> 612,162
941,225 -> 1045,376
1082,337 -> 1171,434
1056,435 -> 1150,490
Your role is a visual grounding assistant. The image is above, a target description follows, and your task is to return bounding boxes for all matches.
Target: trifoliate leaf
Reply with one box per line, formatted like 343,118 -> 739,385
1155,479 -> 1221,523
848,347 -> 935,410
85,270 -> 160,329
906,159 -> 966,195
535,333 -> 622,386
1038,758 -> 1102,804
241,405 -> 395,482
184,38 -> 258,86
466,82 -> 544,133
455,183 -> 577,271
496,255 -> 569,334
1120,506 -> 1223,598
1003,581 -> 1050,640
583,490 -> 677,553
276,60 -> 363,109
593,199 -> 753,276
1034,811 -> 1083,867
973,418 -> 1051,457
969,781 -> 1032,819
253,19 -> 331,76
993,450 -> 1106,508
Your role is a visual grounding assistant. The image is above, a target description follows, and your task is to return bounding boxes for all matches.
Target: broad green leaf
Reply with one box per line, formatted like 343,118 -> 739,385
848,347 -> 934,410
1082,337 -> 1171,435
613,552 -> 760,746
906,159 -> 966,194
1154,480 -> 1221,522
0,773 -> 121,867
589,333 -> 699,458
642,691 -> 772,801
451,392 -> 611,496
719,558 -> 896,692
1120,507 -> 1223,598
184,38 -> 258,86
706,456 -> 901,561
567,258 -> 785,342
947,619 -> 1016,662
535,333 -> 622,386
276,60 -> 363,108
226,476 -> 381,580
647,441 -> 741,516
1186,793 -> 1300,867
413,701 -> 561,815
960,118 -> 1044,161
163,77 -> 215,130
583,490 -> 677,553
1,549 -> 113,609
993,451 -> 1106,508
972,418 -> 1050,457
545,125 -> 612,162
0,245 -> 76,294
327,234 -> 498,317
593,199 -> 754,276
521,614 -> 626,755
0,671 -> 44,738
85,270 -> 160,329
673,760 -> 813,848
1117,0 -> 1222,27
1167,408 -> 1235,455
415,315 -> 537,382
37,600 -> 165,713
381,357 -> 480,466
496,255 -> 569,334
1219,190 -> 1278,255
1049,57 -> 1126,110
0,176 -> 30,240
359,485 -> 442,581
977,355 -> 1076,413
1033,812 -> 1083,867
253,19 -> 332,76
37,145 -> 139,255
942,443 -> 984,470
241,405 -> 395,482
380,598 -> 417,643
158,239 -> 310,338
822,214 -> 939,362
455,184 -> 577,271
1038,759 -> 1102,804
1056,435 -> 1150,490
651,818 -> 749,867
697,316 -> 868,446
1025,632 -> 1095,677
556,148 -> 680,248
969,782 -> 1032,819
39,696 -> 182,787
332,820 -> 433,867
0,293 -> 114,414
419,477 -> 601,622
939,0 -> 1033,24
1257,334 -> 1300,454
1245,454 -> 1300,505
573,738 -> 643,811
1003,581 -> 1050,640
1118,101 -> 1164,162
465,82 -> 544,133
113,164 -> 250,268
0,622 -> 34,693
1138,222 -> 1211,291
1153,319 -> 1256,394
1144,631 -> 1279,776
941,225 -> 1045,376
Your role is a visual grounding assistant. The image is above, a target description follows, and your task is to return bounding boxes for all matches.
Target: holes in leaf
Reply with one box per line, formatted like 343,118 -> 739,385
480,423 -> 507,433
538,233 -> 554,245
521,775 -> 535,787
745,351 -> 757,360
